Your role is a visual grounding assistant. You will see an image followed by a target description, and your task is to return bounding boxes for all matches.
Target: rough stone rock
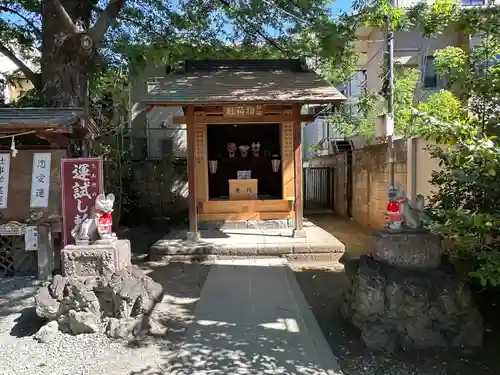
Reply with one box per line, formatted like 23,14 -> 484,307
49,274 -> 67,300
342,255 -> 483,352
34,266 -> 164,340
34,321 -> 60,343
106,317 -> 142,340
68,310 -> 101,334
34,286 -> 61,320
108,266 -> 164,319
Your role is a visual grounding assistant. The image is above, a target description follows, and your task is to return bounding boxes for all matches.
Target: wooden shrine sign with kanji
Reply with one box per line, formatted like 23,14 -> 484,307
60,158 -> 103,246
223,105 -> 264,117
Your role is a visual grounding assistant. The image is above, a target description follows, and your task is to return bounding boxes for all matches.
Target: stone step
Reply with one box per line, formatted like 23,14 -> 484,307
149,252 -> 344,263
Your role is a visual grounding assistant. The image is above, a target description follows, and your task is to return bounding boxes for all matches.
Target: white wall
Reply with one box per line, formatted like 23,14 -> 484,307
130,65 -> 189,159
356,26 -> 461,102
146,107 -> 187,159
0,47 -> 39,104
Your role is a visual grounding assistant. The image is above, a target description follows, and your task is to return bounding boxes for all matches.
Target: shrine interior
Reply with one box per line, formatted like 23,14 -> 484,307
207,123 -> 282,200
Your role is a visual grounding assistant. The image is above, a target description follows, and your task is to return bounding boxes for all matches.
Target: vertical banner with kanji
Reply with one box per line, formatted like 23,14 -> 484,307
30,153 -> 52,208
61,158 -> 103,246
0,153 -> 11,209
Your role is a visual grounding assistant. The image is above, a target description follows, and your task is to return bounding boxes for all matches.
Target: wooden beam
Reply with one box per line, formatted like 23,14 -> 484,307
292,103 -> 304,236
172,114 -> 314,125
142,99 -> 341,106
186,104 -> 198,237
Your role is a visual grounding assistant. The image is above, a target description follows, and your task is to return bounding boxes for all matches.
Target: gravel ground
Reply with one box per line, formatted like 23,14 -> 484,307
0,261 -> 209,375
291,261 -> 500,375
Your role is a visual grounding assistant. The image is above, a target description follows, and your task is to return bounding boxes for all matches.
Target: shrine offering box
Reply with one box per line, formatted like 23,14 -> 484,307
229,179 -> 258,200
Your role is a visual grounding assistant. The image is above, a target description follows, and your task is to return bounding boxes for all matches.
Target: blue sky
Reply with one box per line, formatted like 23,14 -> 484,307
330,0 -> 354,16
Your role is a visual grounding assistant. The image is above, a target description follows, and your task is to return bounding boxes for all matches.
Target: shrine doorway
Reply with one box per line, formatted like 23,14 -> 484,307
206,123 -> 282,200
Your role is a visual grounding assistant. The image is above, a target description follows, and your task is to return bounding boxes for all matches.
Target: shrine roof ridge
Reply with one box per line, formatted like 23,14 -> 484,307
142,59 -> 346,105
176,58 -> 309,73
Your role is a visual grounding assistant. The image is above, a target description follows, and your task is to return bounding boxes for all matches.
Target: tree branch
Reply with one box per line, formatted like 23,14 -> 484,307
0,6 -> 42,37
0,42 -> 41,90
217,0 -> 288,53
92,5 -> 166,39
88,0 -> 126,44
51,0 -> 78,34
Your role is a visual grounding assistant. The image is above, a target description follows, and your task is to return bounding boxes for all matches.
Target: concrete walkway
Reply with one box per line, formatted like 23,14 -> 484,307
165,259 -> 343,375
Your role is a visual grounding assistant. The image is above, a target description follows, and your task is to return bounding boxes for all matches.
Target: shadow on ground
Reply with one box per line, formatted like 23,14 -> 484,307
0,278 -> 38,318
117,226 -> 167,257
129,262 -> 338,375
131,260 -> 211,352
292,262 -> 500,375
306,214 -> 373,257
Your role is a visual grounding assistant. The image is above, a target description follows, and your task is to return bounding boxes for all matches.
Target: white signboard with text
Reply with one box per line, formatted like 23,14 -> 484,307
24,226 -> 38,251
30,153 -> 52,208
237,170 -> 251,180
0,154 -> 11,209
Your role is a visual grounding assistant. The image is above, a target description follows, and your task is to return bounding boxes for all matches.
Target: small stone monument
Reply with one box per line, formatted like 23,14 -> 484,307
341,184 -> 483,352
34,193 -> 164,341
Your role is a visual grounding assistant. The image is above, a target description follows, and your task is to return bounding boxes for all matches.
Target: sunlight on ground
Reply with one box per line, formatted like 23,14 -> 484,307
259,318 -> 300,333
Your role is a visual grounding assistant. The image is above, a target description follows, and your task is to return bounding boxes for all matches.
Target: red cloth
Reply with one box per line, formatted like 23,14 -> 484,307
96,210 -> 112,232
387,201 -> 399,213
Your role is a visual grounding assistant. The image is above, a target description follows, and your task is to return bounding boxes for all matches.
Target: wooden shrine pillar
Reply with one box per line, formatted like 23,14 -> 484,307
186,105 -> 200,241
292,103 -> 305,238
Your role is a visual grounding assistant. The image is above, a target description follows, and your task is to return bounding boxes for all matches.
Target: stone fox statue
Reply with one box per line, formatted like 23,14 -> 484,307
71,193 -> 115,243
387,184 -> 431,230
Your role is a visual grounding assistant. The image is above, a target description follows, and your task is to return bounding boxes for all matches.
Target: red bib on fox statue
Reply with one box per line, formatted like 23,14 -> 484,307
94,193 -> 115,241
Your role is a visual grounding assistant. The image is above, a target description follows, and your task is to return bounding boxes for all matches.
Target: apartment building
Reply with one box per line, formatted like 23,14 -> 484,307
349,0 -> 496,102
0,47 -> 38,104
301,0 -> 497,160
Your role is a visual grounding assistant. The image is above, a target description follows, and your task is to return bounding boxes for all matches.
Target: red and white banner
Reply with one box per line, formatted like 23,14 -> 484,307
60,158 -> 103,246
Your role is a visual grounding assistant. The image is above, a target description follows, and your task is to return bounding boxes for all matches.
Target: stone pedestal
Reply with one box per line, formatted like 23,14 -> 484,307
342,228 -> 483,352
372,229 -> 442,269
61,239 -> 131,278
342,254 -> 483,352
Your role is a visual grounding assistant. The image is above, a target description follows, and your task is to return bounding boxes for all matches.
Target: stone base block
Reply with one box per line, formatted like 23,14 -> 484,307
342,255 -> 483,352
292,229 -> 307,238
186,231 -> 201,242
61,239 -> 131,278
199,219 -> 295,230
371,229 -> 442,269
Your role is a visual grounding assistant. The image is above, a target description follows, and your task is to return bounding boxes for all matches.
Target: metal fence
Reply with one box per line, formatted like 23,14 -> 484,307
303,167 -> 334,212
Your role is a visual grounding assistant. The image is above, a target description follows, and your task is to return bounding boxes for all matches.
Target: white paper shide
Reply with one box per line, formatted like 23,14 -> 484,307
24,226 -> 38,251
0,154 -> 11,209
30,153 -> 52,208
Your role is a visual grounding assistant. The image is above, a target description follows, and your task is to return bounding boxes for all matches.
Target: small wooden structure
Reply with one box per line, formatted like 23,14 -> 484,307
142,59 -> 344,239
0,108 -> 97,278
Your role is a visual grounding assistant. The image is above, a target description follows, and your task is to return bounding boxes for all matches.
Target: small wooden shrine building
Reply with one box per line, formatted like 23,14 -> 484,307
142,59 -> 345,239
0,107 -> 97,278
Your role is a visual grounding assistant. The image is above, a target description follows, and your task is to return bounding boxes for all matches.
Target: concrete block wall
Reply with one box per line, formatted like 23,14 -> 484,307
351,142 -> 407,228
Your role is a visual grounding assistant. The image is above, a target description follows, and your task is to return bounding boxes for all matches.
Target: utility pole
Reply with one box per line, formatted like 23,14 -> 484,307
384,12 -> 395,187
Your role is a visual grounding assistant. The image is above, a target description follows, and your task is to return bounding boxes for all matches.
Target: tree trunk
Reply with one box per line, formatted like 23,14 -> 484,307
41,0 -> 96,107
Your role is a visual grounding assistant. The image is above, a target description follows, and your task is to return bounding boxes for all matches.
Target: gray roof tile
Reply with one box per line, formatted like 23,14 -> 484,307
0,107 -> 85,127
142,60 -> 345,104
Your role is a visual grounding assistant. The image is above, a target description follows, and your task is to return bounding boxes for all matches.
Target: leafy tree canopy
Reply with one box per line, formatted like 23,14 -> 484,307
0,0 -> 361,92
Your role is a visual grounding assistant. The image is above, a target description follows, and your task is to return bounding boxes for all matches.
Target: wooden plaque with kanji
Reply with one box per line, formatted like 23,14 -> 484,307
229,179 -> 258,200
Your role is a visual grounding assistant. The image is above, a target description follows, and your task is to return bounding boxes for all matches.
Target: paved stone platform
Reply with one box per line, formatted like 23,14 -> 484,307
165,258 -> 343,375
150,221 -> 345,261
